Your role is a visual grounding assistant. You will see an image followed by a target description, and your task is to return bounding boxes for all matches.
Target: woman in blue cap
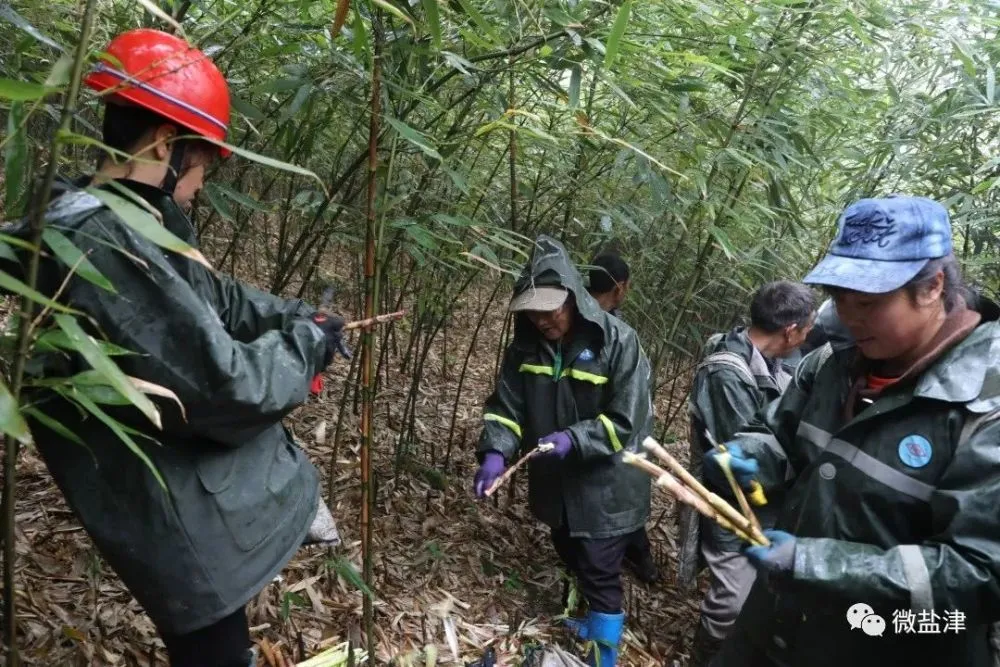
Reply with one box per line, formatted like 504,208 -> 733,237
703,196 -> 1000,666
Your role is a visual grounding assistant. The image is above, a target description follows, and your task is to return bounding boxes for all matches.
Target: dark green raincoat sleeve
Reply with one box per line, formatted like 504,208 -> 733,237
566,330 -> 652,461
731,347 -> 827,493
476,346 -> 526,462
793,417 -> 1000,621
213,274 -> 317,342
65,216 -> 328,447
691,367 -> 762,445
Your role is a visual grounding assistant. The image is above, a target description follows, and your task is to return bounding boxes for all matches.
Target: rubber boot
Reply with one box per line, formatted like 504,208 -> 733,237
584,610 -> 625,667
688,622 -> 723,667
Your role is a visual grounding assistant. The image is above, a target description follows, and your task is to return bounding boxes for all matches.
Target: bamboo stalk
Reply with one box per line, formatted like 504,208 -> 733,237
343,310 -> 406,331
358,7 -> 382,661
483,443 -> 553,498
3,3 -> 99,662
623,452 -> 757,544
641,437 -> 769,546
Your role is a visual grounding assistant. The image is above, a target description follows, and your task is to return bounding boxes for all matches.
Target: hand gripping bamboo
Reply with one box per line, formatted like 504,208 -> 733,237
640,436 -> 769,547
622,451 -> 756,544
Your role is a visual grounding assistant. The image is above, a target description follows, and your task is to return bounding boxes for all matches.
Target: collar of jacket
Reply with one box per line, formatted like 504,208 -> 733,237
913,317 -> 1000,412
707,327 -> 781,392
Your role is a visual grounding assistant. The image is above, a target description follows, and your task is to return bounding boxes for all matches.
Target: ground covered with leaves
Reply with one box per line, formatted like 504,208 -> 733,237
6,297 -> 701,666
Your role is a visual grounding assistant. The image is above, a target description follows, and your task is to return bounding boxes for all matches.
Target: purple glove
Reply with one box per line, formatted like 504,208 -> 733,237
474,452 -> 506,498
536,431 -> 574,459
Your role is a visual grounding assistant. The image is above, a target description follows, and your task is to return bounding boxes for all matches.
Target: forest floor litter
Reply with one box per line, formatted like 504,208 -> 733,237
4,295 -> 703,666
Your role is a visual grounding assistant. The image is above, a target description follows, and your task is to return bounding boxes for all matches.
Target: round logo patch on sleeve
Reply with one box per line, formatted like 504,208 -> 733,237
898,435 -> 933,468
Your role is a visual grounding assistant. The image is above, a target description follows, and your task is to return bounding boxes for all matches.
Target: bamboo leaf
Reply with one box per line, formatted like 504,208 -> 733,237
0,375 -> 29,444
0,78 -> 55,101
197,139 -> 329,195
4,101 -> 28,219
70,391 -> 166,489
385,117 -> 442,161
35,329 -> 135,356
215,184 -> 270,212
69,371 -> 187,421
0,269 -> 79,313
22,407 -> 85,447
351,10 -> 370,62
44,54 -> 74,87
987,67 -> 995,105
422,0 -> 442,50
331,0 -> 351,38
327,556 -> 375,600
42,229 -> 115,292
86,187 -> 214,270
231,96 -> 266,122
568,65 -> 582,109
370,0 -> 415,28
0,4 -> 65,51
135,0 -> 186,37
52,314 -> 163,430
204,183 -> 235,220
604,0 -> 632,69
453,0 -> 496,41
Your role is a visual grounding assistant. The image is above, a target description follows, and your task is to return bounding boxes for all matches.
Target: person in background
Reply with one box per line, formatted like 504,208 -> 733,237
1,30 -> 347,667
474,236 -> 654,667
587,250 -> 659,584
681,281 -> 816,666
588,250 -> 631,319
706,196 -> 1000,667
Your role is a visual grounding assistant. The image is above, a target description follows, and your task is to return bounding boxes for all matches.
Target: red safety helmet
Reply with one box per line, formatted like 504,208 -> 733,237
85,29 -> 231,157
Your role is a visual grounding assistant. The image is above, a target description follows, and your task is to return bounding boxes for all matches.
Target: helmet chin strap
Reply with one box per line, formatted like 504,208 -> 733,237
160,139 -> 188,195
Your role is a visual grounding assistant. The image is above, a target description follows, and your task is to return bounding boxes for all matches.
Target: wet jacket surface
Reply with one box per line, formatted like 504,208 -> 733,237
3,180 -> 327,634
720,313 -> 1000,666
476,236 -> 652,538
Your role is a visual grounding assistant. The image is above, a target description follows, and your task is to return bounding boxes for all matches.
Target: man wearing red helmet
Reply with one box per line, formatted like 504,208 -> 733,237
2,30 -> 347,667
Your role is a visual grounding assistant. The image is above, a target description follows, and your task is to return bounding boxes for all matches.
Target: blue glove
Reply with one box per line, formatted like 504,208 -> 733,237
536,431 -> 574,459
703,443 -> 759,491
744,530 -> 796,575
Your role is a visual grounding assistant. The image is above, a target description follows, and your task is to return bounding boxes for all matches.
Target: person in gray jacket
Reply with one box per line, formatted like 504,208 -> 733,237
682,282 -> 815,666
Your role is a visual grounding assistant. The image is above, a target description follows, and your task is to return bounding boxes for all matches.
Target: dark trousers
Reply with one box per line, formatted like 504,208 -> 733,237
160,607 -> 251,667
551,525 -> 643,613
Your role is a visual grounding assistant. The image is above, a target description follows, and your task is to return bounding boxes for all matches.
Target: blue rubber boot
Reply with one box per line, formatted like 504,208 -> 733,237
585,610 -> 625,667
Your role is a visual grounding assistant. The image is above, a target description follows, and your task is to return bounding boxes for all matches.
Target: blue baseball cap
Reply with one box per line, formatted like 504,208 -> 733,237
803,196 -> 952,294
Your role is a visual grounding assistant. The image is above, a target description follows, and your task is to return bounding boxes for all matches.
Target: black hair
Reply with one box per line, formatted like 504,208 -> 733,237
100,102 -> 215,169
749,281 -> 817,333
588,252 -> 630,295
905,254 -> 965,313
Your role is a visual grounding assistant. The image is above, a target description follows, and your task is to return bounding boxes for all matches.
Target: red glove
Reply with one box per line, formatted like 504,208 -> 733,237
310,374 -> 324,395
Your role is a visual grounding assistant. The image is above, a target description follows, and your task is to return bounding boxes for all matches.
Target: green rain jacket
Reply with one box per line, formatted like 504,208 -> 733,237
676,328 -> 789,588
476,236 -> 652,538
721,313 -> 1000,666
2,180 -> 327,634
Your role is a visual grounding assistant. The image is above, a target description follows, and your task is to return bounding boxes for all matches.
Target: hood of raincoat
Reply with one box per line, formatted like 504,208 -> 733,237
510,235 -> 610,348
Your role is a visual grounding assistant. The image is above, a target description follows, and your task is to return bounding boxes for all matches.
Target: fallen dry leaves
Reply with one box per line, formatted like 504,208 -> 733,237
0,289 -> 704,666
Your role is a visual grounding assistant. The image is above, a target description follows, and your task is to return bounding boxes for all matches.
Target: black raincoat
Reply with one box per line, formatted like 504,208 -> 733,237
476,236 -> 652,538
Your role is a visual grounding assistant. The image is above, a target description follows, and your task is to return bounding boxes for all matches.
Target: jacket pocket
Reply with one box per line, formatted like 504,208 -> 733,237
195,425 -> 299,552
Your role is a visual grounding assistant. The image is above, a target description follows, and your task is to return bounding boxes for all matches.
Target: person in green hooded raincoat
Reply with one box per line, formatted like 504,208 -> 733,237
704,196 -> 1000,667
473,236 -> 653,667
0,30 -> 348,667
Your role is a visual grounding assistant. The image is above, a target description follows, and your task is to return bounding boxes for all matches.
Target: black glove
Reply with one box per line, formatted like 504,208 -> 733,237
312,313 -> 351,365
